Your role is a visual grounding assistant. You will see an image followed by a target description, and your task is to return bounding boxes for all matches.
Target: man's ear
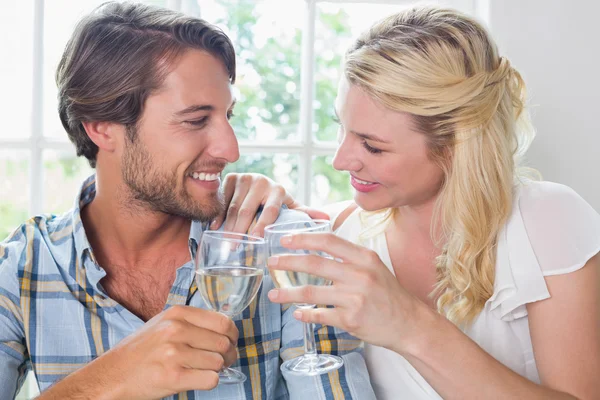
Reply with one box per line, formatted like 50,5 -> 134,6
81,121 -> 120,153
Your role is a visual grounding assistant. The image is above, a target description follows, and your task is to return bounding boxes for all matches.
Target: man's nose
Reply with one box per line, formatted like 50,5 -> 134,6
209,121 -> 240,163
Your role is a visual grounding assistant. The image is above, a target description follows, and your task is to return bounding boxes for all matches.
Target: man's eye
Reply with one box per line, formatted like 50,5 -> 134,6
227,111 -> 235,120
185,117 -> 208,127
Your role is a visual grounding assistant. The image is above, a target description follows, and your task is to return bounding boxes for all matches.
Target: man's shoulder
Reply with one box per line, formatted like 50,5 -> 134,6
274,208 -> 312,224
1,211 -> 75,271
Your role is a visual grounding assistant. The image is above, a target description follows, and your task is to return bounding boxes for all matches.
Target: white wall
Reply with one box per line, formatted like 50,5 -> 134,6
485,0 -> 600,212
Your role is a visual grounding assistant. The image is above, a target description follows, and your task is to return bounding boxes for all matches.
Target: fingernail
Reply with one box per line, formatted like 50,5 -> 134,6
210,220 -> 217,229
268,256 -> 279,267
280,235 -> 292,245
293,310 -> 302,320
268,289 -> 279,300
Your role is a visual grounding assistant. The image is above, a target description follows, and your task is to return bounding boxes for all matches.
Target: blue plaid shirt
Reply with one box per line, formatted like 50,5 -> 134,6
0,175 -> 375,400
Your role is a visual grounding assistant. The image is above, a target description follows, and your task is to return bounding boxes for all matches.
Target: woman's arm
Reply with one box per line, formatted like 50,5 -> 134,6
269,233 -> 599,400
403,253 -> 599,400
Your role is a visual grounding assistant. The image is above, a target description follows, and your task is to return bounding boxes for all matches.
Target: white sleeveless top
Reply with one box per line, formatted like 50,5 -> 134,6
327,181 -> 600,399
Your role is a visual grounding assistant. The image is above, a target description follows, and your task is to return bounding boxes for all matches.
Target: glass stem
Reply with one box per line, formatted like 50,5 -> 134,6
303,321 -> 318,359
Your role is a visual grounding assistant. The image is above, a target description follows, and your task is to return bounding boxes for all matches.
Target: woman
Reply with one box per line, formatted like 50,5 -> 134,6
222,5 -> 600,399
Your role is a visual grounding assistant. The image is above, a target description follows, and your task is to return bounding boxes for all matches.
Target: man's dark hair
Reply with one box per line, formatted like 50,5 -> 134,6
56,1 -> 236,167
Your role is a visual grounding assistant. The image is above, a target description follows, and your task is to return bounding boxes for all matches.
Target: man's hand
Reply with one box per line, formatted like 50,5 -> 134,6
39,306 -> 238,400
213,173 -> 329,236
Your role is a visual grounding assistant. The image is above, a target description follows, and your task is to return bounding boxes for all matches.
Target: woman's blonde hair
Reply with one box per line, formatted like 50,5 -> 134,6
346,6 -> 536,325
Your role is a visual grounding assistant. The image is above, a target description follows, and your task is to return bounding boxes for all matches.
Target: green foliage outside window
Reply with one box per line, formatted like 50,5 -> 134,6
0,2 -> 355,241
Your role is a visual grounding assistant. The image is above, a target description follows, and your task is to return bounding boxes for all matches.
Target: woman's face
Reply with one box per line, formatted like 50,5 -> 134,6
332,77 -> 445,211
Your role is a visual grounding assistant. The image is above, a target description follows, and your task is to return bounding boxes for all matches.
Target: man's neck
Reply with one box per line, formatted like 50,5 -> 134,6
81,176 -> 192,271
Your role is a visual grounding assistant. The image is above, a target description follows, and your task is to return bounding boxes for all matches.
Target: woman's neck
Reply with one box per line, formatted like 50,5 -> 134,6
392,196 -> 440,245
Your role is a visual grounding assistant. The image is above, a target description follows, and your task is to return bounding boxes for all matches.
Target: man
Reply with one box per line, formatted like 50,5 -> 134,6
0,2 -> 375,399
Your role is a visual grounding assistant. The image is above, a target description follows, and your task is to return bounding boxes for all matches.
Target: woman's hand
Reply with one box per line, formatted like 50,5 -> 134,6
266,232 -> 425,352
212,173 -> 329,236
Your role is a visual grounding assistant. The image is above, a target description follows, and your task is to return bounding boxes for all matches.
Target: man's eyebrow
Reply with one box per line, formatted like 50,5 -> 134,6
175,105 -> 214,116
175,98 -> 236,117
333,109 -> 391,144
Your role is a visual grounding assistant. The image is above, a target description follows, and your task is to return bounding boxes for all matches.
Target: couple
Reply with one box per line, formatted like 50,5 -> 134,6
1,2 -> 598,400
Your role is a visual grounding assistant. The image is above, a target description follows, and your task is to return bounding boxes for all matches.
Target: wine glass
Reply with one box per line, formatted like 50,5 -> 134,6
194,231 -> 267,384
264,220 -> 344,376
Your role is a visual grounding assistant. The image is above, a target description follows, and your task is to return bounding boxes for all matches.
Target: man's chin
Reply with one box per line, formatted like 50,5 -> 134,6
185,195 -> 224,223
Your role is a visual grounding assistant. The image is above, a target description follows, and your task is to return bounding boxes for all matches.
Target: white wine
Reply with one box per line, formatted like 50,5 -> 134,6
269,253 -> 332,292
196,266 -> 264,317
270,269 -> 331,289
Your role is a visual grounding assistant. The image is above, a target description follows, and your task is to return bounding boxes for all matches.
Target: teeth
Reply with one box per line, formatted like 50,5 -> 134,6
190,172 -> 220,181
355,177 -> 375,185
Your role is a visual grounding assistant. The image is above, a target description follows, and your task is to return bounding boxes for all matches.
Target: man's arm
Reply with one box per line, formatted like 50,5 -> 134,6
0,231 -> 29,400
37,306 -> 239,400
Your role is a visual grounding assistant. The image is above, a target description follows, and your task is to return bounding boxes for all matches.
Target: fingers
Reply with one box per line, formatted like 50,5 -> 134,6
211,173 -> 239,230
167,306 -> 239,345
267,253 -> 348,282
174,320 -> 236,355
222,341 -> 238,367
267,284 -> 340,306
280,232 -> 374,264
222,175 -> 253,233
291,307 -> 345,331
284,197 -> 330,222
251,188 -> 286,236
170,344 -> 226,371
303,207 -> 330,221
230,186 -> 268,234
176,368 -> 220,392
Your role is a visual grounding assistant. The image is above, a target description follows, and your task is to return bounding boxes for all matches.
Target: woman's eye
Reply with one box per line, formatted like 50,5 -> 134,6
362,140 -> 382,154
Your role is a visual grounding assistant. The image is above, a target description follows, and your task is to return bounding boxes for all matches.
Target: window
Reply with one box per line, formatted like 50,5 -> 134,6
0,0 -> 477,241
5,1 -> 483,397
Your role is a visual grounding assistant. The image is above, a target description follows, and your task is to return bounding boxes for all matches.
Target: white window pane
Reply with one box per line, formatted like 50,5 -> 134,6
43,149 -> 94,214
0,151 -> 30,240
313,2 -> 409,142
43,1 -> 172,140
313,1 -> 476,143
198,0 -> 304,141
224,153 -> 298,198
0,2 -> 34,139
311,155 -> 351,207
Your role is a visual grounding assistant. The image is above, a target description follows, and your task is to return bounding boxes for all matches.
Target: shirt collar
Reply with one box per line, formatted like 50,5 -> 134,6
72,174 -> 207,269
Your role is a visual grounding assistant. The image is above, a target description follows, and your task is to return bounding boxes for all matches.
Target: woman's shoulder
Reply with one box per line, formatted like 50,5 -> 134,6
487,180 -> 600,322
516,180 -> 593,211
321,200 -> 360,231
513,180 -> 600,274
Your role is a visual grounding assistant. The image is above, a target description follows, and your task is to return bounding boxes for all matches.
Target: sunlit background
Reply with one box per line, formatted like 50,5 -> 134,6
2,0 -> 600,397
3,0 -> 471,242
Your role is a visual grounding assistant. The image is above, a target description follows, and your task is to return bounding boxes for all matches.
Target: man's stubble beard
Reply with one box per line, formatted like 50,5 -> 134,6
120,128 -> 226,222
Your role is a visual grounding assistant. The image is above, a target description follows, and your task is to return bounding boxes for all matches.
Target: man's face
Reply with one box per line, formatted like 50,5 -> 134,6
121,49 -> 239,222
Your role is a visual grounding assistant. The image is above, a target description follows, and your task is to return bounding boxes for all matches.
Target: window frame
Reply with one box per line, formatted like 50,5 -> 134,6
0,0 -> 484,216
